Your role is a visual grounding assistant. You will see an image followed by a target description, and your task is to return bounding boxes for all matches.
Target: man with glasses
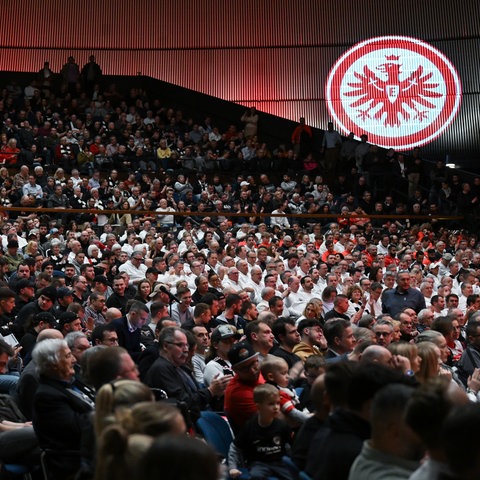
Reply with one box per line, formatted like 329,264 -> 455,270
65,331 -> 90,365
223,267 -> 242,292
186,260 -> 204,291
83,292 -> 106,327
145,326 -> 229,425
372,320 -> 394,347
416,308 -> 434,333
119,250 -> 147,286
397,311 -> 418,342
71,275 -> 88,305
91,323 -> 119,347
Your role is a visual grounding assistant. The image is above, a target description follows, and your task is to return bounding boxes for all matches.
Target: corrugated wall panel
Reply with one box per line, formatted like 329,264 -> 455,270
3,0 -> 479,49
0,0 -> 478,162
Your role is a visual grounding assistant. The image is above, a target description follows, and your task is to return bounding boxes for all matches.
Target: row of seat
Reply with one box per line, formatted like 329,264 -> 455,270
196,410 -> 313,480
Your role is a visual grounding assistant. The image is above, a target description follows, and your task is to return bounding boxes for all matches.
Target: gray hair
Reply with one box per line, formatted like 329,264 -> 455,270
65,331 -> 88,350
158,327 -> 182,349
32,339 -> 68,375
373,320 -> 394,332
419,282 -> 432,291
416,329 -> 443,345
417,308 -> 432,323
257,311 -> 276,326
260,287 -> 275,299
87,244 -> 99,256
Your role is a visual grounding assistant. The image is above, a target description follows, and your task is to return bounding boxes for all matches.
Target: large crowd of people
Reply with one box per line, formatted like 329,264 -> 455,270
0,58 -> 479,479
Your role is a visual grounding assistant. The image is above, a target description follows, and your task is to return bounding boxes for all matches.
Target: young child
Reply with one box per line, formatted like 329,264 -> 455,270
297,354 -> 326,412
260,354 -> 311,426
228,383 -> 293,480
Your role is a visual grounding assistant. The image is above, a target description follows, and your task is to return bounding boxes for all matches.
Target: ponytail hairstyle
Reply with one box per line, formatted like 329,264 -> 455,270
94,380 -> 153,436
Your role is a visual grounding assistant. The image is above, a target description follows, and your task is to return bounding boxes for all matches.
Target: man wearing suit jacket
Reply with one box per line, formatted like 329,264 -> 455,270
32,338 -> 94,479
111,300 -> 149,361
144,326 -> 229,426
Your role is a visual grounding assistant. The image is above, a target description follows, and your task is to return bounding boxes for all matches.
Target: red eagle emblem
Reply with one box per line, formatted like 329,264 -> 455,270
344,55 -> 443,127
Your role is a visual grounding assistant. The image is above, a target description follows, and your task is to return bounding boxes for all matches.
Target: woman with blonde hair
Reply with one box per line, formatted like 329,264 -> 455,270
94,379 -> 154,436
390,319 -> 402,343
416,341 -> 441,384
296,298 -> 324,324
23,240 -> 39,258
389,342 -> 422,375
95,401 -> 186,480
0,166 -> 9,185
53,168 -> 67,186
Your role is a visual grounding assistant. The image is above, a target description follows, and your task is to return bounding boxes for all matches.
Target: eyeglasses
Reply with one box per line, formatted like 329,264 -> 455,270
166,341 -> 189,349
73,344 -> 90,351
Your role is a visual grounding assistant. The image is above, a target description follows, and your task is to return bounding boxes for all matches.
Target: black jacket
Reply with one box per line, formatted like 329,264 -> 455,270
305,407 -> 371,480
144,355 -> 212,424
32,375 -> 93,477
111,316 -> 142,361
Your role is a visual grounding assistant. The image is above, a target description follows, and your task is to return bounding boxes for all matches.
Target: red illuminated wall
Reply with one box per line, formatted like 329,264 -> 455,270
1,0 -> 479,161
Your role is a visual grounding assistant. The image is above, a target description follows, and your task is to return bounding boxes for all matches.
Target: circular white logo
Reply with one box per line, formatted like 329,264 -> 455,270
325,36 -> 462,150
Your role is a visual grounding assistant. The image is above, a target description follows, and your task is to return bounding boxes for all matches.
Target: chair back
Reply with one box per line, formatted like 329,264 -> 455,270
196,411 -> 234,459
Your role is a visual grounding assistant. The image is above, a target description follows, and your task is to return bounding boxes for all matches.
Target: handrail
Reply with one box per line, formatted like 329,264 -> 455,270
1,206 -> 463,222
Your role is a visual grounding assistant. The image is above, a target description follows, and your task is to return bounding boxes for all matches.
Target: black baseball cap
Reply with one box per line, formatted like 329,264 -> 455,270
228,341 -> 259,368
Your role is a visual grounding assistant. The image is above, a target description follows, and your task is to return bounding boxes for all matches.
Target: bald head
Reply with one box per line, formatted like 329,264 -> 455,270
105,308 -> 122,323
360,345 -> 393,366
37,328 -> 64,342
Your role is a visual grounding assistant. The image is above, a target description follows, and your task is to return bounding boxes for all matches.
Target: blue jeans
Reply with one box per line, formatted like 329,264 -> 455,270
0,373 -> 19,395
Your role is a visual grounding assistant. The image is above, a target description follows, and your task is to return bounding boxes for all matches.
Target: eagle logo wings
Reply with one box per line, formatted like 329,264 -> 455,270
344,55 -> 443,127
